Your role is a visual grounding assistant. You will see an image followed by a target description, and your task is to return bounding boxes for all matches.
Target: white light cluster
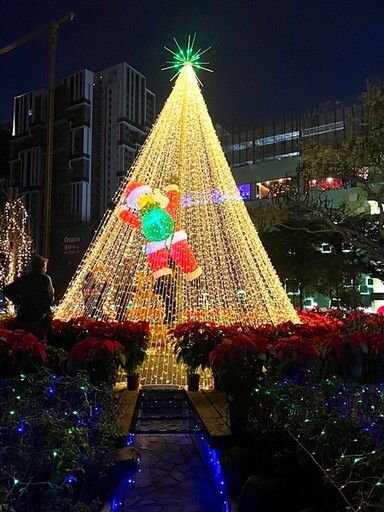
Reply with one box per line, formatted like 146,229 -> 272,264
55,64 -> 298,382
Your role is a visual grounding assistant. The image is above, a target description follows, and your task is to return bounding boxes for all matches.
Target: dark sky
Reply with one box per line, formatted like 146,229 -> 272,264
1,0 -> 384,127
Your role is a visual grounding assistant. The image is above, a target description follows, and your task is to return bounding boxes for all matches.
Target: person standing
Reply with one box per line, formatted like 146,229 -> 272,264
3,255 -> 54,338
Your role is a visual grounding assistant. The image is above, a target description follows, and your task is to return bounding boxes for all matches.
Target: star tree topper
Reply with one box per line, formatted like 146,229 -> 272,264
162,34 -> 213,83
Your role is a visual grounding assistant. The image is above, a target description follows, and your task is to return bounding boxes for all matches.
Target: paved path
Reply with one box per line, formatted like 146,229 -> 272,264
115,388 -> 227,512
119,434 -> 225,512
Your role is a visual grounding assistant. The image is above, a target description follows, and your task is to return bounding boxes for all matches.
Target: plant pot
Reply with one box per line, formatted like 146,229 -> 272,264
127,374 -> 141,391
187,373 -> 200,392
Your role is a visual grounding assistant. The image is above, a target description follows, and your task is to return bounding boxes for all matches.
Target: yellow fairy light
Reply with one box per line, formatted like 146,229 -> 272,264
55,56 -> 298,383
0,195 -> 32,288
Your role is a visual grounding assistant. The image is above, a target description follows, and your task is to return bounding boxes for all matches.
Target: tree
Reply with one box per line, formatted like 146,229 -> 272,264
0,188 -> 32,289
259,221 -> 370,309
55,53 -> 297,328
259,224 -> 320,309
250,80 -> 384,279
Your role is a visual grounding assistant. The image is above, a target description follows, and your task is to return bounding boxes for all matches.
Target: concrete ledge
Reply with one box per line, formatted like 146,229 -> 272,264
186,389 -> 232,448
115,388 -> 140,435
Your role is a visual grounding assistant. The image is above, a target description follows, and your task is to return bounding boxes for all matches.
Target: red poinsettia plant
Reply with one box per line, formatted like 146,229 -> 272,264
269,334 -> 322,385
49,317 -> 150,377
171,321 -> 222,375
209,327 -> 271,396
68,336 -> 125,387
0,328 -> 47,377
48,317 -> 90,351
111,320 -> 150,375
2,315 -> 151,383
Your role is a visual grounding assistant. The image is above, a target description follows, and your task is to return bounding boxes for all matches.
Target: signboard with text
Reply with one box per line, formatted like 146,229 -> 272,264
63,235 -> 81,256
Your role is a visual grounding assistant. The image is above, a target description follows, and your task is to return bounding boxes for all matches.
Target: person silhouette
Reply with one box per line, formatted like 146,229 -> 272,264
3,255 -> 54,338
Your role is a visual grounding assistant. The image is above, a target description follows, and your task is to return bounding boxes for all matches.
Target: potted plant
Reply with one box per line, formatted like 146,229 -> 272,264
124,341 -> 147,390
171,321 -> 221,391
113,321 -> 150,390
68,337 -> 125,387
209,331 -> 269,433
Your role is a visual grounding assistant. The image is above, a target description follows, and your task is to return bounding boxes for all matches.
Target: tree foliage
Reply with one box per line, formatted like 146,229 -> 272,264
250,80 -> 384,278
259,221 -> 371,309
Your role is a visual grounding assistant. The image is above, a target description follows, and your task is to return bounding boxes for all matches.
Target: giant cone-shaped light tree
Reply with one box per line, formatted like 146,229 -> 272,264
55,41 -> 298,333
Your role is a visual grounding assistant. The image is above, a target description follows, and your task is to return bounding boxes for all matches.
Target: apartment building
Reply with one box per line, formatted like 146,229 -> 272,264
9,63 -> 156,293
0,123 -> 11,181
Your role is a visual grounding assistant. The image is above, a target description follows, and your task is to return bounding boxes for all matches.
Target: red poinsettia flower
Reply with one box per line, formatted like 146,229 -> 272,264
11,331 -> 47,364
0,328 -> 18,345
69,338 -> 98,360
94,339 -> 124,354
322,334 -> 343,358
209,339 -> 233,366
69,337 -> 123,361
368,335 -> 384,354
274,335 -> 320,364
171,321 -> 217,340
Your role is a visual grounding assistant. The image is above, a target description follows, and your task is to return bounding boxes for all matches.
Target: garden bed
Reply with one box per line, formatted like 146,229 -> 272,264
0,370 -> 140,511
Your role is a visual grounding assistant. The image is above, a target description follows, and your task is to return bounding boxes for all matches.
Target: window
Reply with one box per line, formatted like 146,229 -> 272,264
20,148 -> 41,187
309,177 -> 342,191
237,183 -> 251,200
302,121 -> 344,138
321,243 -> 332,253
256,177 -> 294,199
224,130 -> 300,152
285,279 -> 300,296
69,183 -> 81,216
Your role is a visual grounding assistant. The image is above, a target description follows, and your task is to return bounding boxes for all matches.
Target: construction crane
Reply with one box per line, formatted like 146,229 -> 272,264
0,12 -> 75,257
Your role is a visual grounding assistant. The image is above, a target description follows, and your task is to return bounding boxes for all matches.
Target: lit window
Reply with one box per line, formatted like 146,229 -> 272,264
237,183 -> 251,200
302,121 -> 344,137
224,130 -> 300,152
321,243 -> 332,253
256,177 -> 295,199
309,178 -> 342,190
342,243 -> 352,253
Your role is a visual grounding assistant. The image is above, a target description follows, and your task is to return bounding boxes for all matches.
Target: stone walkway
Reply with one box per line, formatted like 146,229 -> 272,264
110,388 -> 229,512
119,434 -> 225,512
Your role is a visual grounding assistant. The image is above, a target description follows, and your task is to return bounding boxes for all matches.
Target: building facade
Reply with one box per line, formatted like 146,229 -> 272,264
220,95 -> 383,312
0,123 -> 11,182
9,63 -> 156,293
219,95 -> 362,203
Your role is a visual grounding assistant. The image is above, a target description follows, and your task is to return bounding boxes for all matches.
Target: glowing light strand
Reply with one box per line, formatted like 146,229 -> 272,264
0,193 -> 32,293
55,43 -> 298,384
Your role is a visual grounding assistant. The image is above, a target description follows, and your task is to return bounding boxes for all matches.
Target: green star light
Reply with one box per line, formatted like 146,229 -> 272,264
162,34 -> 212,81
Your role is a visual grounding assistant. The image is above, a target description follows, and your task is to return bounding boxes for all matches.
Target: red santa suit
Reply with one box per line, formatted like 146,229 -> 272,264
119,182 -> 202,281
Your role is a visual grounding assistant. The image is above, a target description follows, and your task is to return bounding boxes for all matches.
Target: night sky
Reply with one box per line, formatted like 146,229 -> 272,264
1,0 -> 384,127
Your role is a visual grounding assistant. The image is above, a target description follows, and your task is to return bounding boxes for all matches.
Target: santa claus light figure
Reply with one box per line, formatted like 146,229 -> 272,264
119,181 -> 202,281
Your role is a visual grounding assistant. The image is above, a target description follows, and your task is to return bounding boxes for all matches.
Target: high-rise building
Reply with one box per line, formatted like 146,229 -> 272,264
0,123 -> 12,182
95,63 -> 156,216
9,63 -> 156,293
